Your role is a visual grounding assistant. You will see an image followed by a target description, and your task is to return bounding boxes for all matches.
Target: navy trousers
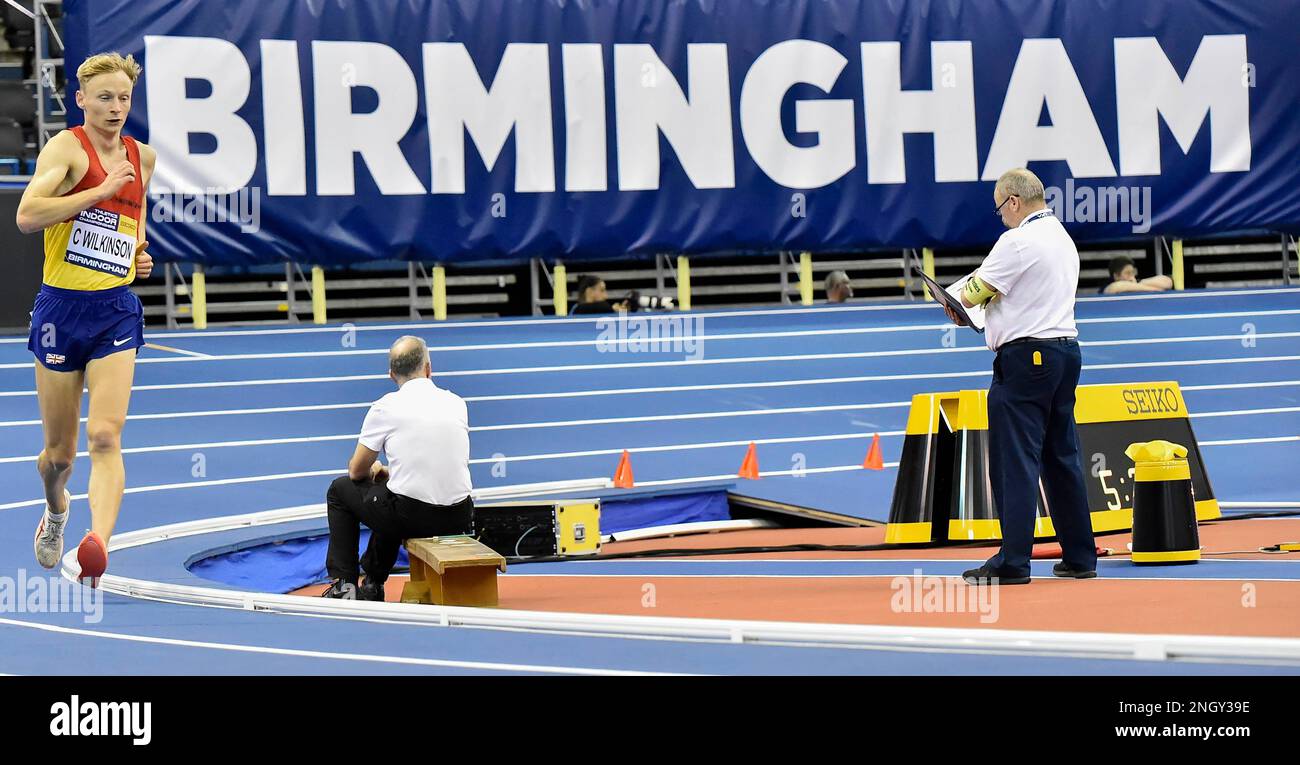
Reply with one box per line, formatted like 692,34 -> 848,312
985,338 -> 1097,578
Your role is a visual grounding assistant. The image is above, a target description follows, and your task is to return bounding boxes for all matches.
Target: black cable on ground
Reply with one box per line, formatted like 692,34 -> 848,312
1207,509 -> 1300,521
505,538 -> 999,565
363,541 -> 1297,582
503,511 -> 1300,565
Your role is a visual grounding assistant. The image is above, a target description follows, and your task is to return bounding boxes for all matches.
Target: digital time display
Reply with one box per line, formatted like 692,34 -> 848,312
1070,382 -> 1219,530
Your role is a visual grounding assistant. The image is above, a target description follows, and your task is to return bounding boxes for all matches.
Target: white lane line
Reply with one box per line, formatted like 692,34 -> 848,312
0,458 -> 888,511
1200,436 -> 1300,446
464,373 -> 1294,404
0,472 -> 616,511
4,344 -> 953,370
3,353 -> 1298,399
0,469 -> 343,510
0,434 -> 358,462
0,373 -> 390,398
14,306 -> 1298,358
8,303 -> 945,341
1192,406 -> 1300,418
0,399 -> 911,431
0,373 -> 1292,429
144,342 -> 213,359
1085,354 -> 1300,371
3,287 -> 1289,343
4,329 -> 1299,370
0,371 -> 1288,431
1078,309 -> 1300,324
0,617 -> 681,676
0,397 -> 1289,463
0,430 -> 905,465
0,402 -> 373,428
471,402 -> 908,432
465,371 -> 995,402
1182,381 -> 1300,391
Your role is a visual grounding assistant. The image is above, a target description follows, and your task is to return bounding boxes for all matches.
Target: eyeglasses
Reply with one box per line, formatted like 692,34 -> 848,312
994,194 -> 1018,216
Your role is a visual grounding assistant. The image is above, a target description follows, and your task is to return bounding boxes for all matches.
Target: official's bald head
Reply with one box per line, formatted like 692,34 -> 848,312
995,168 -> 1045,203
389,335 -> 430,384
993,167 -> 1048,228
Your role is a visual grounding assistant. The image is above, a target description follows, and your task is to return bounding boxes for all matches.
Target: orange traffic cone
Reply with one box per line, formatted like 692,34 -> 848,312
613,449 -> 635,488
863,433 -> 884,470
737,442 -> 760,479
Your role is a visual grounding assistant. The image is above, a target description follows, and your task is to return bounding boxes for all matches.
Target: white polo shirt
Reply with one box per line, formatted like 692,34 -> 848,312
975,208 -> 1080,351
358,377 -> 473,506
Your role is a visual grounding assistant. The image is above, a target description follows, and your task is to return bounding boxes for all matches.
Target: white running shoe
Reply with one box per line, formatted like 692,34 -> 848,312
33,489 -> 71,570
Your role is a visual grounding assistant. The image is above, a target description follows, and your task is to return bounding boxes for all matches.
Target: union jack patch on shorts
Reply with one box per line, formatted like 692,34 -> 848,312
45,353 -> 66,365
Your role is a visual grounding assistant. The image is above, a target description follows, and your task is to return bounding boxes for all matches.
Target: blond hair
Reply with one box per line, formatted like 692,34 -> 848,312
77,52 -> 142,86
995,168 -> 1046,203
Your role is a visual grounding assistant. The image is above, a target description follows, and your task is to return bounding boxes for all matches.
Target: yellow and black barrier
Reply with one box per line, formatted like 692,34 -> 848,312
1127,440 -> 1200,564
885,382 -> 1219,544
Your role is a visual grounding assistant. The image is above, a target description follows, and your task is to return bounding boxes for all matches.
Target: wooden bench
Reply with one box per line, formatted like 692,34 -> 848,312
400,536 -> 507,607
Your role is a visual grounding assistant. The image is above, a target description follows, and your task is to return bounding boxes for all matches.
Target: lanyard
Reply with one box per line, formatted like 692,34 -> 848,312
1019,209 -> 1053,227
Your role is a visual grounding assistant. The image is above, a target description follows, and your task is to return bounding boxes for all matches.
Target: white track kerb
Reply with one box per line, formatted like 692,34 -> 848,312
59,504 -> 1300,667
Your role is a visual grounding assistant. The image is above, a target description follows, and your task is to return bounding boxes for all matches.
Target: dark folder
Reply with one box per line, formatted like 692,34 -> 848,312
911,265 -> 985,334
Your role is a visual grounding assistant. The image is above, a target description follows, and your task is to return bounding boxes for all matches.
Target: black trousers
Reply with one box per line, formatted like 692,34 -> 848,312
985,338 -> 1097,578
324,476 -> 474,584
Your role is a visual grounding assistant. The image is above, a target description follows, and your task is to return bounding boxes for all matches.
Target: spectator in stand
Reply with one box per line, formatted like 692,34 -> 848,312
571,275 -> 629,314
1100,255 -> 1173,294
825,270 -> 853,303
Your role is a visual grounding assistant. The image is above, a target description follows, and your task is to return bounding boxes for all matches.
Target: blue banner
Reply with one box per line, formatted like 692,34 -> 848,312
63,0 -> 1300,267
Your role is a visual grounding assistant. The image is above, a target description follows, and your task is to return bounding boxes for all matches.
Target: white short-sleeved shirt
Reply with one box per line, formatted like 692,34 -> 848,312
358,377 -> 473,507
976,209 -> 1080,351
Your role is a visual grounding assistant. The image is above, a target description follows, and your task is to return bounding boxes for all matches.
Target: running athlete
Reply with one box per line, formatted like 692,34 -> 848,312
16,52 -> 156,586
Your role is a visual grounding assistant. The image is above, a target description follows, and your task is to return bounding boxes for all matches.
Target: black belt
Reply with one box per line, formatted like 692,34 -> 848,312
999,336 -> 1075,348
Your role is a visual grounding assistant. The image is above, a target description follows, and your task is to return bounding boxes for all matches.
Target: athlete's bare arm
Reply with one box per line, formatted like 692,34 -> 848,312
15,131 -> 134,234
134,142 -> 156,279
139,141 -> 156,188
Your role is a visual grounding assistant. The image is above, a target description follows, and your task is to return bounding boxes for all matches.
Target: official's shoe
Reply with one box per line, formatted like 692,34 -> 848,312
320,579 -> 357,599
34,489 -> 71,569
76,531 -> 108,588
962,564 -> 1031,585
358,580 -> 386,602
1052,561 -> 1097,579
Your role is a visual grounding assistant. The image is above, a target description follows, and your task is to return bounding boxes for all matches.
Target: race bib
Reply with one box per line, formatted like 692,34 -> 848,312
64,207 -> 137,277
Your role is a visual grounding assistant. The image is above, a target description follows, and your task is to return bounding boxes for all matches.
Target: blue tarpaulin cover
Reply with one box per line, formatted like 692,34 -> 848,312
189,490 -> 730,593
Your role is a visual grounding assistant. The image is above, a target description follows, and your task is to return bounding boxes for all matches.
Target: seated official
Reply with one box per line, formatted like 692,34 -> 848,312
825,270 -> 853,303
569,274 -> 630,314
1100,255 -> 1173,294
321,335 -> 474,601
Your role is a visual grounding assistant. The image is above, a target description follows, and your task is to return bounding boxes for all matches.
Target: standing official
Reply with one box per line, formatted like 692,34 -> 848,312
946,168 -> 1097,585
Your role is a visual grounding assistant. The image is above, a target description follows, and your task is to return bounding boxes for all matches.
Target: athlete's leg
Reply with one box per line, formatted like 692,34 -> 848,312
34,363 -> 84,514
83,349 -> 136,541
